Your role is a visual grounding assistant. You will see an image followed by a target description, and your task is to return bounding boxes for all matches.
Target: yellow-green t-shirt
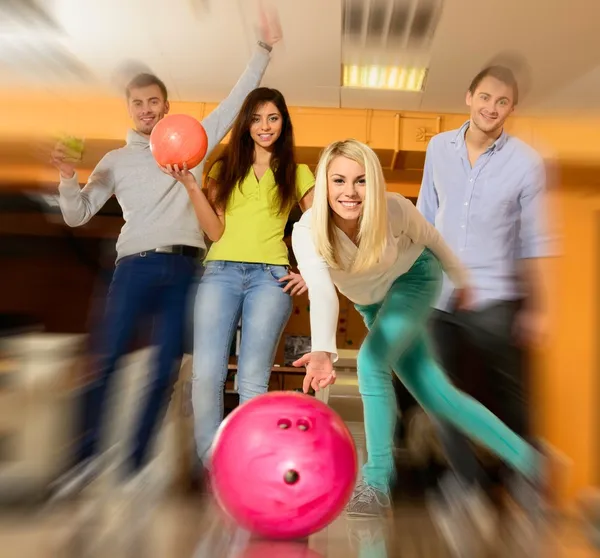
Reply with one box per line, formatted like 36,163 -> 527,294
205,162 -> 315,265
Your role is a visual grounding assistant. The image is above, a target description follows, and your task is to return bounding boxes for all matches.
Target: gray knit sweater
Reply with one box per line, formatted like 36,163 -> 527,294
58,46 -> 270,261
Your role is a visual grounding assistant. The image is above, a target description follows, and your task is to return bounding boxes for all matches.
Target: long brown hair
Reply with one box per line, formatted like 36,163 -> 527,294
208,88 -> 297,214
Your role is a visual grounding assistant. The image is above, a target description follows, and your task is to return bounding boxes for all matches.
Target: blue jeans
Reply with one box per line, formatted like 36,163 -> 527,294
78,252 -> 196,474
192,261 -> 293,465
183,263 -> 205,355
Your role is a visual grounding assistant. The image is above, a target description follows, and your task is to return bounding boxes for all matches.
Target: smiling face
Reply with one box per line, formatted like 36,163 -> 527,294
127,84 -> 170,136
326,156 -> 366,228
466,75 -> 514,135
249,101 -> 283,150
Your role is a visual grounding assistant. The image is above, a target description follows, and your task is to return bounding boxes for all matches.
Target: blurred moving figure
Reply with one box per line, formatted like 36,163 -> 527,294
48,5 -> 282,501
417,65 -> 556,552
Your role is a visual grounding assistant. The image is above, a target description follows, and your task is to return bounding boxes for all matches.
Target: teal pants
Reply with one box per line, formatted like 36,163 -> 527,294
355,249 -> 538,493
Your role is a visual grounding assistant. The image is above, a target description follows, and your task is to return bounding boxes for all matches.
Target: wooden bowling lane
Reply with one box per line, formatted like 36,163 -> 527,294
186,496 -> 589,558
188,499 -> 395,558
0,482 -> 597,557
0,367 -> 597,557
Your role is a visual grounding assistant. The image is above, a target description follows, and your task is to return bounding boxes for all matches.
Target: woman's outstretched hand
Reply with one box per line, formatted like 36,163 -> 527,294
293,351 -> 336,393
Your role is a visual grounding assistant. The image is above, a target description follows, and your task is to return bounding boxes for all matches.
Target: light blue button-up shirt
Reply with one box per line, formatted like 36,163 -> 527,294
417,121 -> 554,312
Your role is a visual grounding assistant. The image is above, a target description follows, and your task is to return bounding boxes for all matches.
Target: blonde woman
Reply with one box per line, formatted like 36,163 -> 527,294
291,139 -> 545,519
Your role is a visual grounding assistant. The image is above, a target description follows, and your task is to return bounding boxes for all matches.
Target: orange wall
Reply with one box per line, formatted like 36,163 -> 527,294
542,181 -> 599,506
2,90 -> 600,162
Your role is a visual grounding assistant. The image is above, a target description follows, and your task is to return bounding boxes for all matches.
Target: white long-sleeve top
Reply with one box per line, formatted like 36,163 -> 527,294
291,193 -> 469,361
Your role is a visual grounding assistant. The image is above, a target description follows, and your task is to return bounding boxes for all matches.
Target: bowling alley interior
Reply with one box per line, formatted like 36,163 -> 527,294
3,0 -> 600,556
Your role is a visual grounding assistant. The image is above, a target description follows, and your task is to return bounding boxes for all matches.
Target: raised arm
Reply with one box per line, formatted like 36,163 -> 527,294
197,44 -> 271,163
56,152 -> 116,228
191,8 -> 282,181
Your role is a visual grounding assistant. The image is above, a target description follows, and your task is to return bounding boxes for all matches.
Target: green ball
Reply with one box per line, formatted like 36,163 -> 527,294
61,135 -> 85,156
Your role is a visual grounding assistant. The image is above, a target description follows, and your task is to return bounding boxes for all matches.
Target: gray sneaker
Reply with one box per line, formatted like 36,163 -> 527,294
508,445 -> 551,530
439,473 -> 498,542
47,455 -> 106,505
426,476 -> 487,558
346,517 -> 388,553
47,445 -> 121,506
578,490 -> 600,549
505,441 -> 563,557
346,481 -> 392,518
116,462 -> 166,552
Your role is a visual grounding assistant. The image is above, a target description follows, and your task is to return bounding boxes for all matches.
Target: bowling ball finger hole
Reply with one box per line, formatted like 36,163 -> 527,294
284,469 -> 300,485
297,419 -> 311,431
277,418 -> 292,429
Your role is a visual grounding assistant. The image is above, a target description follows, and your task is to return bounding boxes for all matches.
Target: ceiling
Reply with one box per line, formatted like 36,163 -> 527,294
1,0 -> 599,115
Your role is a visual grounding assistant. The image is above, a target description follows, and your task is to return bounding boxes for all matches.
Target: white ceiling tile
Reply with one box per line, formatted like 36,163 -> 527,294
4,0 -> 600,115
341,88 -> 423,111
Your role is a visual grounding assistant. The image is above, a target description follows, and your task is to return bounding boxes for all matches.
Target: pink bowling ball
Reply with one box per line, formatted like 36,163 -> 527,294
210,391 -> 358,540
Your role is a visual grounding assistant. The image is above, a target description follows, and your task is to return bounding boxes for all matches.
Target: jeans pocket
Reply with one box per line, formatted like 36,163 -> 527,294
267,265 -> 289,282
203,261 -> 224,276
181,255 -> 198,272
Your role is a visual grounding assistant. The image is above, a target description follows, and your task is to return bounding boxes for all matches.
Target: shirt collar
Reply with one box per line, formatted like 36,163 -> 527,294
126,128 -> 150,149
451,120 -> 509,153
243,165 -> 275,185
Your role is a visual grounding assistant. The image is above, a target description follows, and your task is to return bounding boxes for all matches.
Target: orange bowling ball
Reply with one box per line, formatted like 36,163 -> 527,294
149,114 -> 208,170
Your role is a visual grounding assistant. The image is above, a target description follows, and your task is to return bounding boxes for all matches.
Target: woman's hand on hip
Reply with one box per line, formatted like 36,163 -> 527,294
280,271 -> 307,296
293,351 -> 336,394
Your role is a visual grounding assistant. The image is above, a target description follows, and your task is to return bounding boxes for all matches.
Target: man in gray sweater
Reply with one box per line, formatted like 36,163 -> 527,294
50,13 -> 281,496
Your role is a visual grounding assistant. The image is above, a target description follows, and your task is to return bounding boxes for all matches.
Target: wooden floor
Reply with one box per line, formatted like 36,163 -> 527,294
0,494 -> 597,558
0,370 -> 597,557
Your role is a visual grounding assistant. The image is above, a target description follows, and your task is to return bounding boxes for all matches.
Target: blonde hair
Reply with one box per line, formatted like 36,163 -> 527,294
311,139 -> 388,273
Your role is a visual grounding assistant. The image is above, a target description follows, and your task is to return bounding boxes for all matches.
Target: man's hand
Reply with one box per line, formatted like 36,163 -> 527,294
280,271 -> 307,296
293,351 -> 336,394
513,308 -> 548,348
453,285 -> 474,312
50,137 -> 84,179
257,1 -> 282,47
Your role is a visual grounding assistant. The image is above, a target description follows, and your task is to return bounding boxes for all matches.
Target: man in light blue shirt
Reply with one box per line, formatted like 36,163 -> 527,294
417,65 -> 553,551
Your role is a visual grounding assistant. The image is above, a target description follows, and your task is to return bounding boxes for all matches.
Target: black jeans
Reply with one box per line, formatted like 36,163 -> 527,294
430,300 -> 530,490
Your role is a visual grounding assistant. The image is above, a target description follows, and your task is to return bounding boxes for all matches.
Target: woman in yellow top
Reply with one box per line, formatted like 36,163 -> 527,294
164,87 -> 314,472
